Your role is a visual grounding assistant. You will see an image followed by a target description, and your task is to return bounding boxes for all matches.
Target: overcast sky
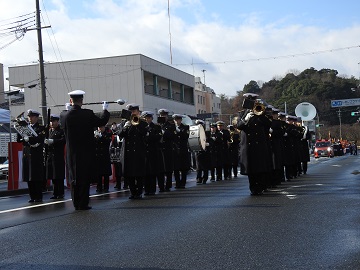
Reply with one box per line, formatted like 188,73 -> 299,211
1,0 -> 360,97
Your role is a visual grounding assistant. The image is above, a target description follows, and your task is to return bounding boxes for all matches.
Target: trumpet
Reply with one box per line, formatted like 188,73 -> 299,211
253,101 -> 265,116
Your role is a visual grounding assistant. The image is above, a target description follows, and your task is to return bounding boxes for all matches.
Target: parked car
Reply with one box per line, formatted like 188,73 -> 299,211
0,159 -> 8,179
332,143 -> 344,156
314,140 -> 334,158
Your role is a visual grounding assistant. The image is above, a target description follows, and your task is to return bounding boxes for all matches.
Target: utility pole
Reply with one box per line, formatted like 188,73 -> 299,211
337,108 -> 342,140
36,0 -> 47,124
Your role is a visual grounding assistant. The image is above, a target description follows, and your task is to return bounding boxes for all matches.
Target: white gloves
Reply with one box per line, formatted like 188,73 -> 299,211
44,139 -> 54,145
124,121 -> 131,128
244,112 -> 254,122
283,132 -> 288,137
269,128 -> 273,134
102,101 -> 109,110
176,126 -> 180,133
65,103 -> 72,111
23,136 -> 29,142
205,142 -> 209,147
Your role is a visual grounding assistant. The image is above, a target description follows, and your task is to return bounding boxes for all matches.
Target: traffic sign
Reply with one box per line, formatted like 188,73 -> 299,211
331,98 -> 360,108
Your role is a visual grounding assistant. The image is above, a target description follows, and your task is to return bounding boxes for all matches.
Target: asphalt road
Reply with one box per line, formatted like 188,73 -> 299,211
0,155 -> 359,270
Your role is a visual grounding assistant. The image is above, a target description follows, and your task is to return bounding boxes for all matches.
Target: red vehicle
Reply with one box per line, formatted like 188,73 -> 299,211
314,140 -> 334,158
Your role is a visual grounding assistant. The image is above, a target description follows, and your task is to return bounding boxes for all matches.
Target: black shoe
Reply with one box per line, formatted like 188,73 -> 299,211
159,189 -> 165,192
96,189 -> 102,193
103,189 -> 109,193
210,178 -> 215,182
123,186 -> 129,190
28,199 -> 35,203
34,199 -> 43,203
76,206 -> 92,210
50,196 -> 58,199
165,188 -> 170,191
196,179 -> 202,184
144,192 -> 150,196
135,195 -> 143,199
129,195 -> 135,199
58,195 -> 65,199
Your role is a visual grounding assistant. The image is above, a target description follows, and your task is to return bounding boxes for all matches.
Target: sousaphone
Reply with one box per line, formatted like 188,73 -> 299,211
295,102 -> 317,121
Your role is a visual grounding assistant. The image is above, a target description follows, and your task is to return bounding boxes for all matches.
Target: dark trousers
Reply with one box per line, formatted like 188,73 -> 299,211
302,162 -> 308,174
71,180 -> 90,208
248,173 -> 266,194
216,165 -> 230,180
144,174 -> 156,194
231,164 -> 238,177
28,181 -> 43,201
157,173 -> 165,191
114,163 -> 122,188
174,170 -> 187,187
128,176 -> 143,196
165,172 -> 173,189
210,168 -> 216,180
196,169 -> 208,182
97,175 -> 109,191
52,178 -> 64,197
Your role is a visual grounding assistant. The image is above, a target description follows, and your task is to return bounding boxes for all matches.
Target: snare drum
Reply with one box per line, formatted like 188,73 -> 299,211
188,124 -> 206,151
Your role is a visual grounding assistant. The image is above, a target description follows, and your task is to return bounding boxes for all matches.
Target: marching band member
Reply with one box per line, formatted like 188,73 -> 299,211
173,114 -> 190,188
268,108 -> 285,187
94,125 -> 112,193
227,125 -> 240,178
236,93 -> 272,195
299,123 -> 311,174
17,109 -> 45,203
158,108 -> 176,191
195,119 -> 211,184
142,111 -> 164,195
118,103 -> 147,199
283,115 -> 298,181
60,90 -> 110,210
45,114 -> 66,199
215,121 -> 231,180
110,123 -> 125,190
209,123 -> 219,181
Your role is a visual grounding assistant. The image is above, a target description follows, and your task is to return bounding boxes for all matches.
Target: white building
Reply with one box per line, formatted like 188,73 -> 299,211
194,77 -> 221,120
7,54 -> 196,122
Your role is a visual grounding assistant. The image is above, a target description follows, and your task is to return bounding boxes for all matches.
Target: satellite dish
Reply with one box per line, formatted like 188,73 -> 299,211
295,102 -> 317,121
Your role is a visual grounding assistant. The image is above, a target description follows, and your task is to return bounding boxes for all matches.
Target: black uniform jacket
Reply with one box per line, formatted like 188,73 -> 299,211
160,119 -> 176,172
173,123 -> 190,171
94,127 -> 112,176
118,120 -> 147,177
46,126 -> 65,180
60,105 -> 110,185
270,119 -> 285,170
17,122 -> 45,182
237,112 -> 272,175
145,122 -> 164,175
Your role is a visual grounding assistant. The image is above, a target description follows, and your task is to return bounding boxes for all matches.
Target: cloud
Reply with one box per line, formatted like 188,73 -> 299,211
1,0 -> 360,97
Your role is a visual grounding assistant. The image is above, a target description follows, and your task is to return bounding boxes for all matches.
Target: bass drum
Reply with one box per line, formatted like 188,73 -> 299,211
188,124 -> 206,151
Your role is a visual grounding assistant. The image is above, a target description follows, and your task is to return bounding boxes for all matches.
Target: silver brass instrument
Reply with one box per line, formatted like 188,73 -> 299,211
13,112 -> 38,138
110,146 -> 122,163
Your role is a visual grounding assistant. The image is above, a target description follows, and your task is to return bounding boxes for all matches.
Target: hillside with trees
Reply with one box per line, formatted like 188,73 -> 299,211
219,67 -> 360,141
